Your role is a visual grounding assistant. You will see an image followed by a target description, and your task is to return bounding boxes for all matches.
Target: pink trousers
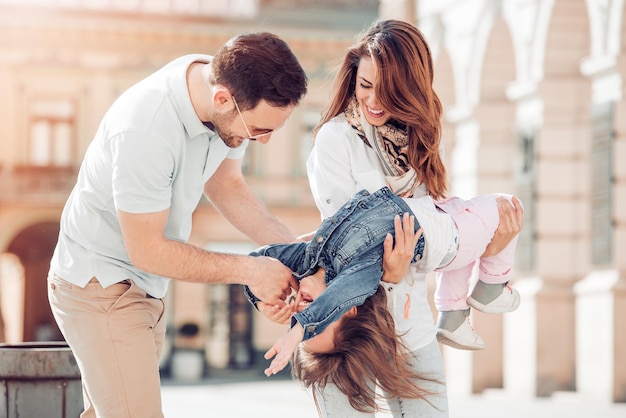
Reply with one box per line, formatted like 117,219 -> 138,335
433,194 -> 521,311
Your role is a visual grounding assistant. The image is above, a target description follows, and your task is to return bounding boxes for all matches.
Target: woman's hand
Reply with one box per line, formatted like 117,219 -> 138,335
382,213 -> 422,284
482,196 -> 524,257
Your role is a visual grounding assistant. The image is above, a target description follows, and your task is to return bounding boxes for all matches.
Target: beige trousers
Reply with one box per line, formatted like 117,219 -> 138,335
48,275 -> 167,418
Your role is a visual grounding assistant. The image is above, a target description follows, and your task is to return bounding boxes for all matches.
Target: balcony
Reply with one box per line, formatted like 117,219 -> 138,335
0,165 -> 77,205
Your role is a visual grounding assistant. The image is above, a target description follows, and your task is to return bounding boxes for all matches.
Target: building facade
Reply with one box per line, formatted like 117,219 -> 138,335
0,0 -> 624,407
0,0 -> 378,371
380,0 -> 625,405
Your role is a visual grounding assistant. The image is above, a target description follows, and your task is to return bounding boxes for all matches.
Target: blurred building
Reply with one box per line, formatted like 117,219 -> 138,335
0,0 -> 377,370
0,0 -> 624,408
381,0 -> 626,406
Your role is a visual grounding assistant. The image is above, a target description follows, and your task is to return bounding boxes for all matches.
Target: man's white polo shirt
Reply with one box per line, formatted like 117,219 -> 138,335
50,54 -> 248,298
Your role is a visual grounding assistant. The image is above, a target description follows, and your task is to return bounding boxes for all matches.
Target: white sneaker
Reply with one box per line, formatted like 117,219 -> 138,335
467,284 -> 520,314
436,311 -> 485,351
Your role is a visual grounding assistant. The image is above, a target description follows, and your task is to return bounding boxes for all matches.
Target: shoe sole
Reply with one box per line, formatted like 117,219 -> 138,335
467,295 -> 521,314
436,330 -> 485,351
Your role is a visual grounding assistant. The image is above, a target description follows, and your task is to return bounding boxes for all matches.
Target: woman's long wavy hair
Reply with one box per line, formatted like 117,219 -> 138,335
314,19 -> 447,200
291,286 -> 440,414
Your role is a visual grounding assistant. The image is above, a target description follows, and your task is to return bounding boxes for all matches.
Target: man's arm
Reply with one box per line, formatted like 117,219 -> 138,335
118,208 -> 297,305
204,158 -> 297,245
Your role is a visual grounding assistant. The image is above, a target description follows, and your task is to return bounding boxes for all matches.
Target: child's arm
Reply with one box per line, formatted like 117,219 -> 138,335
263,322 -> 304,376
382,213 -> 423,284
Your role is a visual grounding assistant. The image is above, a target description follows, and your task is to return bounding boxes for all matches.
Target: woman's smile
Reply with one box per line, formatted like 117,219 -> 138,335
365,105 -> 386,119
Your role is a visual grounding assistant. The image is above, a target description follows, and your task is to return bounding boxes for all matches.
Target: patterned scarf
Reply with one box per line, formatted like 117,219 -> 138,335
344,96 -> 419,197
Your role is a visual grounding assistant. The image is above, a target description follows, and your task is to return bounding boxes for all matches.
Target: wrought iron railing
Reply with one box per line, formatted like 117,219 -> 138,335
0,165 -> 77,204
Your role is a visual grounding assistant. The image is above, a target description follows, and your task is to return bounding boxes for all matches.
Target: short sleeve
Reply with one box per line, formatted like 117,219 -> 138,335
111,131 -> 175,214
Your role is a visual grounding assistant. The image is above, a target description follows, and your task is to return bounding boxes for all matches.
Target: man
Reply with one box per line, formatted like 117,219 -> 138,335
48,32 -> 307,417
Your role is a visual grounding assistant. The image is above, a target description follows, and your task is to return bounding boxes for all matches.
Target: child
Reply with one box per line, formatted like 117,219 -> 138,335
244,186 -> 523,376
293,282 -> 439,413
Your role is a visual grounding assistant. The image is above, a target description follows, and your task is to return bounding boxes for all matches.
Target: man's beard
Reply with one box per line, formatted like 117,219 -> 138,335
211,111 -> 246,148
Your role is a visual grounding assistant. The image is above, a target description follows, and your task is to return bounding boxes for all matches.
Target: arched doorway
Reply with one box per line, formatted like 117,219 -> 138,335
7,221 -> 63,342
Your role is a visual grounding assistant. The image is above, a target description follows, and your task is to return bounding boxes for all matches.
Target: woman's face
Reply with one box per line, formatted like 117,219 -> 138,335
355,56 -> 392,126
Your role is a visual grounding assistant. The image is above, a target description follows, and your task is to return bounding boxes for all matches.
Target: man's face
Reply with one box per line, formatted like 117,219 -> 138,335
213,99 -> 293,148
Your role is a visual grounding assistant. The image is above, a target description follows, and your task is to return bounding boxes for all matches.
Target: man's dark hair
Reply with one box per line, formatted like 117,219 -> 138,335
210,32 -> 308,110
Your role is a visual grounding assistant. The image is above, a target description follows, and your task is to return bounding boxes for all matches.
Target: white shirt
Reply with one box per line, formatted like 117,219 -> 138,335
404,196 -> 456,272
306,114 -> 436,351
50,54 -> 247,298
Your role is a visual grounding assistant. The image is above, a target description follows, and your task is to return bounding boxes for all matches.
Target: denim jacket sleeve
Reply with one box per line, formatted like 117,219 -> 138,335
242,246 -> 268,309
291,255 -> 383,341
243,285 -> 262,310
243,242 -> 310,309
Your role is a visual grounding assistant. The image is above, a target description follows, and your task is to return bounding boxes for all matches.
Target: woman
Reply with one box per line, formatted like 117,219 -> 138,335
301,20 -> 521,416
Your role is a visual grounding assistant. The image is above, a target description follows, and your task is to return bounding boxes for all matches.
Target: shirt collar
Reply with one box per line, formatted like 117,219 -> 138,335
170,54 -> 216,139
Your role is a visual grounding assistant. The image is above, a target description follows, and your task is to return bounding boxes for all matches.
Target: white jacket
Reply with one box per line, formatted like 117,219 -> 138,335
306,115 -> 437,351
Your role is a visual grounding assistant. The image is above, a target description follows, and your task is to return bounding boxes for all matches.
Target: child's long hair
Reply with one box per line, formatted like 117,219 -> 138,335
291,285 -> 440,413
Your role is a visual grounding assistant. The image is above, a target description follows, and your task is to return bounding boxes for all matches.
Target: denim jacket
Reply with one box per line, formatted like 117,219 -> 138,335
243,187 -> 425,341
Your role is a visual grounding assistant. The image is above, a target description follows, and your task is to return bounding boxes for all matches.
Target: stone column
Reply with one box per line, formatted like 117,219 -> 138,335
575,54 -> 626,403
501,86 -> 543,398
443,110 -> 480,397
532,75 -> 592,396
472,99 -> 517,393
613,57 -> 626,402
378,0 -> 417,24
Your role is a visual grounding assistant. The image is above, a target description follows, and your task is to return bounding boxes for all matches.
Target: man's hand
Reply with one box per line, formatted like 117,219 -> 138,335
257,301 -> 293,325
382,213 -> 422,284
263,323 -> 304,376
247,257 -> 299,306
482,196 -> 524,257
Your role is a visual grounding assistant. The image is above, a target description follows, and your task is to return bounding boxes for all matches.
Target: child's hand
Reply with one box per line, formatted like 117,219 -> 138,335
382,213 -> 422,284
263,323 -> 304,376
257,301 -> 293,325
482,196 -> 524,257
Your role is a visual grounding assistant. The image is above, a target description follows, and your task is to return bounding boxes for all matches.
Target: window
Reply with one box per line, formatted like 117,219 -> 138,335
590,102 -> 614,265
28,99 -> 76,167
515,130 -> 536,272
292,107 -> 319,177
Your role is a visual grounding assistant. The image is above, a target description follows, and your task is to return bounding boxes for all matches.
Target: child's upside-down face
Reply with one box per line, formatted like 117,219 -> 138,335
292,268 -> 356,354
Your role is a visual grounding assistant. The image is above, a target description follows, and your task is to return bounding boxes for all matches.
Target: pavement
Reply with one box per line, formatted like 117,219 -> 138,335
160,371 -> 626,418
